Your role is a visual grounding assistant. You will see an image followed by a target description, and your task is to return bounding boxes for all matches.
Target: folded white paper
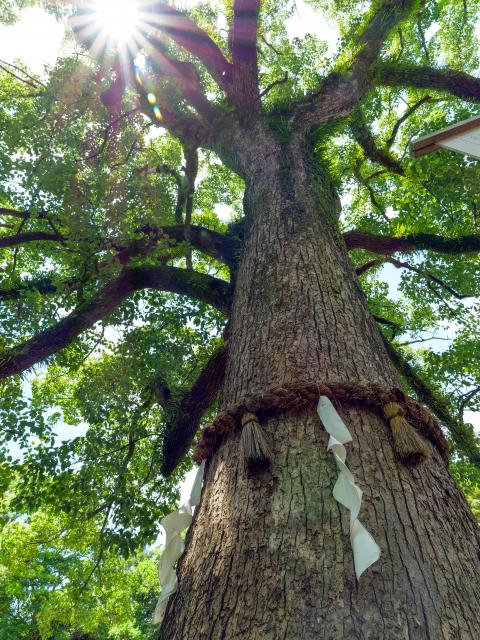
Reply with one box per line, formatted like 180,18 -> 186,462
317,396 -> 380,579
154,397 -> 379,624
153,461 -> 205,624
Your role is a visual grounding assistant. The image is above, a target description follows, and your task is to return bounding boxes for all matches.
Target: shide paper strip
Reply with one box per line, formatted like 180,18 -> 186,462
154,397 -> 378,624
153,461 -> 205,624
317,396 -> 380,579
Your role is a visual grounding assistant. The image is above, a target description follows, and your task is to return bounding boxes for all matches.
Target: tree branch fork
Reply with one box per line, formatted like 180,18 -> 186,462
0,264 -> 232,380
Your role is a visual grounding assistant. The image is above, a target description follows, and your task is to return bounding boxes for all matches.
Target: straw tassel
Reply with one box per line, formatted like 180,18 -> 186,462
240,411 -> 271,472
383,402 -> 430,466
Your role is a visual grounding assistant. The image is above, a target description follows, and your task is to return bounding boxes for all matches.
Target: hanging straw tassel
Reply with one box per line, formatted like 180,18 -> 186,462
240,411 -> 272,472
383,402 -> 430,466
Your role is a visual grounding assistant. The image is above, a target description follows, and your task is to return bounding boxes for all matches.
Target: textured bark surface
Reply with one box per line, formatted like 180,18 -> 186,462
159,131 -> 480,639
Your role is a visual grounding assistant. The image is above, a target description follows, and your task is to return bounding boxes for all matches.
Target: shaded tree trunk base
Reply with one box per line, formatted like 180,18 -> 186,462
160,409 -> 480,640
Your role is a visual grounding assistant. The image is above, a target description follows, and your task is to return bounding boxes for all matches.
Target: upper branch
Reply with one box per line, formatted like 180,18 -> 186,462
0,229 -> 237,300
386,95 -> 432,148
290,0 -> 420,134
349,0 -> 421,81
0,265 -> 231,379
136,82 -> 213,146
344,230 -> 480,255
356,258 -> 384,277
0,207 -> 47,220
0,278 -> 63,301
0,59 -> 44,92
161,342 -> 228,476
0,231 -> 63,250
144,34 -> 221,121
0,205 -> 240,266
131,224 -> 241,267
182,146 -> 198,270
229,0 -> 261,108
154,164 -> 185,223
70,6 -> 217,144
350,108 -> 405,175
143,1 -> 232,90
387,257 -> 471,300
373,62 -> 480,102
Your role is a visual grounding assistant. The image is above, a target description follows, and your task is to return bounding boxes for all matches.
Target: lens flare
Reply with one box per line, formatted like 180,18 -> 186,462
93,0 -> 140,44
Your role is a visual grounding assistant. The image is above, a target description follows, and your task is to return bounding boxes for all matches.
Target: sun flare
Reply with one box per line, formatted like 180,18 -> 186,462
92,0 -> 141,44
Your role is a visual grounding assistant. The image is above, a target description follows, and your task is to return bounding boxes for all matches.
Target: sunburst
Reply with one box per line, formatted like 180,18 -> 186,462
70,0 -> 144,57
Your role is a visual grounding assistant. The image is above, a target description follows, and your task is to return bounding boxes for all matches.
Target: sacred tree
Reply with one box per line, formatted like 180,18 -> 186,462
1,1 -> 480,638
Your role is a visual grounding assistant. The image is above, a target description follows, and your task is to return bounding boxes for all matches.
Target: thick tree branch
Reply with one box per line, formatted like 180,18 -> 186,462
230,0 -> 261,108
144,34 -> 221,121
0,278 -> 70,301
290,0 -> 420,133
373,62 -> 480,103
0,207 -> 47,220
288,72 -> 361,134
183,146 -> 198,270
351,0 -> 422,80
137,224 -> 241,267
344,230 -> 480,255
136,265 -> 231,314
161,343 -> 228,476
0,270 -> 137,379
0,266 -> 231,379
137,85 -> 213,146
350,109 -> 405,175
384,339 -> 480,464
70,7 -> 217,143
0,207 -> 240,266
143,1 -> 232,90
0,231 -> 63,250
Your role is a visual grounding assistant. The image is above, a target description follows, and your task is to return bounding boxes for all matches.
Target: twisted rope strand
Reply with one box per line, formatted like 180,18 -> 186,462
193,381 -> 449,464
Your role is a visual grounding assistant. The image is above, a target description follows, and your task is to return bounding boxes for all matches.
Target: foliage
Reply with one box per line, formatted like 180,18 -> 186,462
0,510 -> 159,639
1,0 -> 480,634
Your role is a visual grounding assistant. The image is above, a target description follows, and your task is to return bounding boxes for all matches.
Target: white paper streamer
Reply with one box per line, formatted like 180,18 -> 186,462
317,396 -> 380,579
153,461 -> 205,624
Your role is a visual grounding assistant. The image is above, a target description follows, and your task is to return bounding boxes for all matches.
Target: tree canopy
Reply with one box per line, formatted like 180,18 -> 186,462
1,0 -> 480,637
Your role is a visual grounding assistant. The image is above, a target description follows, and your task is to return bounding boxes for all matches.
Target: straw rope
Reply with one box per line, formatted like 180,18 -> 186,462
193,381 -> 449,465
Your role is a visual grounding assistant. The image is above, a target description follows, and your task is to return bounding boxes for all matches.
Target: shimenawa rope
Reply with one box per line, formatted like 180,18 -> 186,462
193,380 -> 448,467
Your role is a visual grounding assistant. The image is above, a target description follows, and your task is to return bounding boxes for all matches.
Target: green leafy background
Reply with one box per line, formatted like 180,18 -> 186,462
0,1 -> 479,637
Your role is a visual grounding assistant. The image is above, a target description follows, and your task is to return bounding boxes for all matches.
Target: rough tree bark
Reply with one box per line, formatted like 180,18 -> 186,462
159,123 -> 480,639
65,1 -> 480,637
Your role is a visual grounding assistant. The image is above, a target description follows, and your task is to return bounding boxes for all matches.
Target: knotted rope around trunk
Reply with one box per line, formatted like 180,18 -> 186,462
192,381 -> 449,467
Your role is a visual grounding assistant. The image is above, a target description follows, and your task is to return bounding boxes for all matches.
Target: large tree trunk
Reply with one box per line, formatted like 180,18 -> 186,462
160,131 -> 480,639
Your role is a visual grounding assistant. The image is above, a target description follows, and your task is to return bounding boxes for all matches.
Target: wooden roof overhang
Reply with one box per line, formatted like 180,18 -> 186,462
411,114 -> 480,159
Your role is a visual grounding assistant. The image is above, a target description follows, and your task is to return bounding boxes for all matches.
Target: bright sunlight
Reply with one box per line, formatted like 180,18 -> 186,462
93,0 -> 140,43
70,0 -> 143,55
